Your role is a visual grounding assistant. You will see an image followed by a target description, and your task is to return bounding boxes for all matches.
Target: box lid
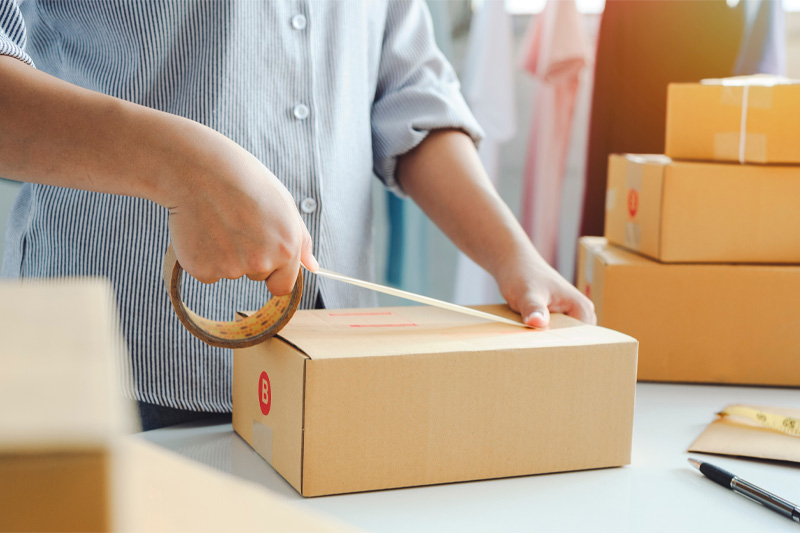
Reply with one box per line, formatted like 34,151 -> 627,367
585,239 -> 654,268
699,74 -> 800,87
273,304 -> 636,359
0,280 -> 136,452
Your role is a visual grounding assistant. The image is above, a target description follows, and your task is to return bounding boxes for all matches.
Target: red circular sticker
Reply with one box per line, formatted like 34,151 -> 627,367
258,371 -> 271,416
627,189 -> 639,218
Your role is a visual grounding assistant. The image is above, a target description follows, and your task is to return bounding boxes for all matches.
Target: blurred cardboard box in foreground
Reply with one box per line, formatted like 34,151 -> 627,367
577,237 -> 800,386
0,281 -> 131,532
116,438 -> 352,532
234,305 -> 638,497
0,280 -> 351,532
666,76 -> 800,165
605,153 -> 800,263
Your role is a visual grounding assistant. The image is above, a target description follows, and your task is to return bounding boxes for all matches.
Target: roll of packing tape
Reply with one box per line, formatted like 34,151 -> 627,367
163,244 -> 303,349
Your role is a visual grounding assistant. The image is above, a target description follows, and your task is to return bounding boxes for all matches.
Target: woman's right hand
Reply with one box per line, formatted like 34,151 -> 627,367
0,55 -> 317,294
157,122 -> 318,295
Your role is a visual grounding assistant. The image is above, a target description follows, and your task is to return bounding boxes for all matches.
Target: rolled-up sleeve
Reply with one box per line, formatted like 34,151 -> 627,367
371,0 -> 484,195
0,0 -> 34,66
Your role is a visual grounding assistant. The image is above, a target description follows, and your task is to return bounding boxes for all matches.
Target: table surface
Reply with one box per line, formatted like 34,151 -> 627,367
139,383 -> 800,532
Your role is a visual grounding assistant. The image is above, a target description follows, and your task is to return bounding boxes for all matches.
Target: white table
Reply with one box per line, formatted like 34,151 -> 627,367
139,383 -> 799,532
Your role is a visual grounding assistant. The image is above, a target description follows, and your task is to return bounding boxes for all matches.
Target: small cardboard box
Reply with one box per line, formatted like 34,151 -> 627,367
233,305 -> 638,497
604,153 -> 800,263
665,76 -> 800,164
577,237 -> 800,386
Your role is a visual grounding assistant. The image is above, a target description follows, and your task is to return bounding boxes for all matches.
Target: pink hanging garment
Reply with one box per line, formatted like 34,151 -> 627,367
519,0 -> 590,268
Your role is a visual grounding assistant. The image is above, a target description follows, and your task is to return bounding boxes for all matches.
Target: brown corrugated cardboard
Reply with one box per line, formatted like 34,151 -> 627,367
116,439 -> 354,532
665,77 -> 800,164
577,237 -> 800,386
604,154 -> 800,263
0,280 -> 131,532
1,451 -> 111,532
233,305 -> 638,497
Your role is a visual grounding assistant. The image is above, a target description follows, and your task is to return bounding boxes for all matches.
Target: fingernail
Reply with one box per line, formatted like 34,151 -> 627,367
526,311 -> 545,323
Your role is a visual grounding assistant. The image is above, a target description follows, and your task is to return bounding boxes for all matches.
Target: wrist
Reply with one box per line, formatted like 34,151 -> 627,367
127,107 -> 215,208
492,238 -> 554,288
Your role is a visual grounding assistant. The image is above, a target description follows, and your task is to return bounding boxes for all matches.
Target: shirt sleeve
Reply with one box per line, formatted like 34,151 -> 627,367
0,0 -> 34,66
371,0 -> 484,196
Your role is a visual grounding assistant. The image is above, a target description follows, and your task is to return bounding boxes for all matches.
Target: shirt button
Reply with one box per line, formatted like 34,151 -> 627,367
291,14 -> 307,30
293,104 -> 310,120
300,197 -> 317,214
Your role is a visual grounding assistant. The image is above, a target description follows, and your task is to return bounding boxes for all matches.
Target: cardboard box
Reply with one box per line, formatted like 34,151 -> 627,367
577,237 -> 800,386
0,280 -> 350,532
233,305 -> 638,497
604,154 -> 800,263
116,439 -> 353,532
0,280 -> 131,532
665,76 -> 800,164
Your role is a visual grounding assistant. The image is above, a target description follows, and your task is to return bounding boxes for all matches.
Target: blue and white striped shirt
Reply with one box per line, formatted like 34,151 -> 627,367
0,0 -> 482,411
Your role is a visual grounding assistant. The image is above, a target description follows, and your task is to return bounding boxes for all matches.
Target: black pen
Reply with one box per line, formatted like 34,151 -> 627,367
688,458 -> 800,523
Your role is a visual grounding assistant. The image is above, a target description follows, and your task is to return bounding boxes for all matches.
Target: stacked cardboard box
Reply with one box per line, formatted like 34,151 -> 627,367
577,75 -> 800,386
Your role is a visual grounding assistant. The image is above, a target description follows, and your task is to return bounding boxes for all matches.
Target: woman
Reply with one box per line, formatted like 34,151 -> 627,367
0,0 -> 594,429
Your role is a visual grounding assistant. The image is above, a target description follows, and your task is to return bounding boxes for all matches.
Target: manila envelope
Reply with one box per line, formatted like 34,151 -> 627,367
688,405 -> 800,464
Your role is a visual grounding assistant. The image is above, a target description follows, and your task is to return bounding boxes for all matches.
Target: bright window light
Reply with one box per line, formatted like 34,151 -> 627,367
503,0 -> 604,15
501,0 -> 800,14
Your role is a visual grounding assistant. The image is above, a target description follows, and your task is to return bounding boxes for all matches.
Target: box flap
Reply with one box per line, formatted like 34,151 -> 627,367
583,239 -> 655,268
0,280 -> 137,452
700,74 -> 800,86
620,153 -> 672,165
273,304 -> 635,359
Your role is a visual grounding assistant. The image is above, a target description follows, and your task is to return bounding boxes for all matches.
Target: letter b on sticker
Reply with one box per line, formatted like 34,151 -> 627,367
627,189 -> 639,218
258,371 -> 271,416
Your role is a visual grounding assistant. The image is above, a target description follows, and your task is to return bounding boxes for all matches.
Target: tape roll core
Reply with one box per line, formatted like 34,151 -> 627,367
164,244 -> 303,348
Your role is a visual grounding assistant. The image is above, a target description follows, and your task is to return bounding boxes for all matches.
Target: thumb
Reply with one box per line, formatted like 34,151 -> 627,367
299,226 -> 319,272
518,292 -> 550,328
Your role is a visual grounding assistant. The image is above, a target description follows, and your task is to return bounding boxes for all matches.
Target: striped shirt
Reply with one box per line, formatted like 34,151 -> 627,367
0,0 -> 482,411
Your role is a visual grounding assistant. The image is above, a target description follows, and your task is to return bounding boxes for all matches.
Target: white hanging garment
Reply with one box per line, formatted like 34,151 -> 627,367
453,0 -> 516,305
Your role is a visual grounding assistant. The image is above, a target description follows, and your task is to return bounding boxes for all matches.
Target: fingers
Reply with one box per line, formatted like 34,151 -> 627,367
299,225 -> 319,272
265,264 -> 300,296
517,291 -> 551,328
263,221 -> 314,291
551,286 -> 596,325
184,237 -> 308,290
246,271 -> 269,282
264,235 -> 302,295
512,279 -> 597,328
192,270 -> 222,285
567,290 -> 597,325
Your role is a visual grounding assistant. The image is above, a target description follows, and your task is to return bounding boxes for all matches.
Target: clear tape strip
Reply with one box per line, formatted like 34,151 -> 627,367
739,85 -> 749,164
313,267 -> 532,329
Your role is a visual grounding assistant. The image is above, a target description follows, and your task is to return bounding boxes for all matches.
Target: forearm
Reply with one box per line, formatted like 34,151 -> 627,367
0,55 -> 316,290
396,129 -> 540,279
397,129 -> 594,325
0,55 -> 212,205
